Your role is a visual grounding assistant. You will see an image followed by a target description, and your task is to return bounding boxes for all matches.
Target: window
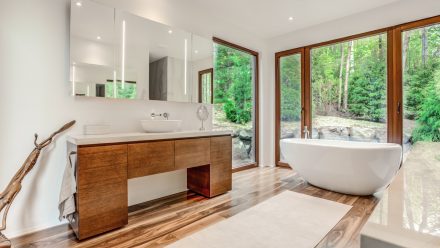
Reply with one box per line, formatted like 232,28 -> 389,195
278,52 -> 302,162
198,68 -> 213,104
213,39 -> 258,169
311,33 -> 388,142
402,23 -> 440,155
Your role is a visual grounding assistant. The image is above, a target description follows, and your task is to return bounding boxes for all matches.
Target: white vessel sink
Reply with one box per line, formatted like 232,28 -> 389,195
141,120 -> 182,133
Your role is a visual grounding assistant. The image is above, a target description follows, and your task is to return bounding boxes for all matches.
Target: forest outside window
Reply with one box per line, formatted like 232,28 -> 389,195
311,33 -> 388,142
213,42 -> 257,168
402,23 -> 440,155
279,53 -> 302,162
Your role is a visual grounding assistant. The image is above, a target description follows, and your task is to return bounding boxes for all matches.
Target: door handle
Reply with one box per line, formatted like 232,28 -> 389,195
397,101 -> 401,115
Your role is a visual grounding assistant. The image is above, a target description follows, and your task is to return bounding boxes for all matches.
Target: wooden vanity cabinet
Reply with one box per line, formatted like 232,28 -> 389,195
73,144 -> 128,240
70,135 -> 232,240
128,140 -> 174,178
175,138 -> 211,169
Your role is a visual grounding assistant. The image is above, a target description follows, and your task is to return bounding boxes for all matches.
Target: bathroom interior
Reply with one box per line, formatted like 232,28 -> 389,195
0,0 -> 439,247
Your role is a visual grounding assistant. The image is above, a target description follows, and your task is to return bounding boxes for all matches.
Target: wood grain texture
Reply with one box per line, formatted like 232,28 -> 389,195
274,48 -> 305,165
75,144 -> 128,240
175,138 -> 210,169
128,141 -> 175,178
187,136 -> 233,197
209,136 -> 232,196
12,167 -> 379,248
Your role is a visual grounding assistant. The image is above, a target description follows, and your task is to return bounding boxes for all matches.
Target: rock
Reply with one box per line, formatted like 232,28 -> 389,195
232,137 -> 250,161
403,132 -> 412,144
231,130 -> 239,138
281,133 -> 295,139
239,129 -> 253,141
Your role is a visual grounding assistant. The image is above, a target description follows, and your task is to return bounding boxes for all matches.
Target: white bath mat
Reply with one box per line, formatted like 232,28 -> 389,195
167,191 -> 352,248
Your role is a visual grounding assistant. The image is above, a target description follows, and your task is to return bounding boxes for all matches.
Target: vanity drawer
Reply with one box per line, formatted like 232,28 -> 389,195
127,140 -> 175,178
175,138 -> 210,169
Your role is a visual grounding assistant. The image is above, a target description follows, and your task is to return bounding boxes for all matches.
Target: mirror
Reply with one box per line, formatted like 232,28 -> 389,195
191,35 -> 214,104
70,0 -> 115,98
70,0 -> 213,103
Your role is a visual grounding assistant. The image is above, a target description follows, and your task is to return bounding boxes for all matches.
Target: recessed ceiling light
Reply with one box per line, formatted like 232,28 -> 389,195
288,17 -> 294,21
96,36 -> 101,40
76,1 -> 82,7
168,30 -> 173,34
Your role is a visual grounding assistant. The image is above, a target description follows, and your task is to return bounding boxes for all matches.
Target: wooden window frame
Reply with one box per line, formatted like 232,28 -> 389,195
213,37 -> 260,172
198,68 -> 214,104
275,15 -> 440,166
275,48 -> 305,167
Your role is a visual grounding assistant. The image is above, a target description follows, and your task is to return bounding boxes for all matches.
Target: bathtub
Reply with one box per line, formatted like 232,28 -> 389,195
280,138 -> 402,195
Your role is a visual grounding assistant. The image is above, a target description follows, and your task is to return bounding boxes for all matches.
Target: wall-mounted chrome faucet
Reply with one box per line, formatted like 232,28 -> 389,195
303,126 -> 310,139
151,112 -> 169,120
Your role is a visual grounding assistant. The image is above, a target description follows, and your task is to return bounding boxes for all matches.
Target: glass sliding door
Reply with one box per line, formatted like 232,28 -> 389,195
311,33 -> 388,142
278,53 -> 302,163
402,23 -> 440,156
213,42 -> 258,169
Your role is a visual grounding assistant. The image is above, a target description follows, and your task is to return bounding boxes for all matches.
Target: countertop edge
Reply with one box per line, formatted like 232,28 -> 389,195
67,130 -> 233,145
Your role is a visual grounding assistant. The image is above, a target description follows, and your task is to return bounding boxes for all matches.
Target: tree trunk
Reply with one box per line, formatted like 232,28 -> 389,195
338,44 -> 345,111
343,41 -> 353,111
378,35 -> 384,58
422,28 -> 428,66
402,31 -> 411,74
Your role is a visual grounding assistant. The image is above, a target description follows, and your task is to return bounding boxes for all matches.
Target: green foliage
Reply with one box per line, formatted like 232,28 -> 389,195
404,66 -> 435,119
348,39 -> 387,122
214,44 -> 253,124
280,54 -> 301,121
311,45 -> 340,115
412,71 -> 440,142
106,82 -> 137,99
403,24 -> 440,142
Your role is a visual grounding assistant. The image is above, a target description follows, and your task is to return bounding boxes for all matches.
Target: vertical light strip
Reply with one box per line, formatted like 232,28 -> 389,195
121,20 -> 126,89
113,70 -> 117,98
72,65 -> 76,96
86,85 -> 90,96
184,38 -> 188,95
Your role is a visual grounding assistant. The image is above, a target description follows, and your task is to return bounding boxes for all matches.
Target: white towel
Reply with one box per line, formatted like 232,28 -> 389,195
58,151 -> 77,222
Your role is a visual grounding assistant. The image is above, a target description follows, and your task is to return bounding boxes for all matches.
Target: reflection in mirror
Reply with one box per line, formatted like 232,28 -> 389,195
192,35 -> 214,104
70,0 -> 115,97
70,0 -> 213,103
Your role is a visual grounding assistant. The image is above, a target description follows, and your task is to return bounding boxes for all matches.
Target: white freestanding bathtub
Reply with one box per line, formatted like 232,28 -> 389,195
280,138 -> 402,195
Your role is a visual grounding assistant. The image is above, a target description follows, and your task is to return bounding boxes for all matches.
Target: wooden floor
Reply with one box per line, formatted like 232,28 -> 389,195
12,167 -> 379,248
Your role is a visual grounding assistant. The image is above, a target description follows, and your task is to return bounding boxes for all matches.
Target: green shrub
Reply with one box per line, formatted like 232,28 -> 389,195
412,72 -> 440,142
224,99 -> 238,123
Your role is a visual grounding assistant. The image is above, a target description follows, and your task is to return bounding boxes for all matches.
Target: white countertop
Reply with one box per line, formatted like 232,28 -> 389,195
360,142 -> 440,248
67,130 -> 232,145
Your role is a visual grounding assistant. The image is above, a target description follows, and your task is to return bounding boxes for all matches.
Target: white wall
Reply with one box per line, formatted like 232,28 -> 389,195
0,0 -> 217,238
94,0 -> 273,167
263,0 -> 440,167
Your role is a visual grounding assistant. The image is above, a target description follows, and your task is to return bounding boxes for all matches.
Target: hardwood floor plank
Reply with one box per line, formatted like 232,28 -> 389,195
14,167 -> 379,248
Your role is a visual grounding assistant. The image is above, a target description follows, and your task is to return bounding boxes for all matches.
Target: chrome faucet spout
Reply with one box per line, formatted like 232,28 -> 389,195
303,126 -> 310,139
151,112 -> 169,120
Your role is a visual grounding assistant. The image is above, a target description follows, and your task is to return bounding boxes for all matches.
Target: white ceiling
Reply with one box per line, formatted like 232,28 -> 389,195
190,0 -> 402,39
94,0 -> 403,40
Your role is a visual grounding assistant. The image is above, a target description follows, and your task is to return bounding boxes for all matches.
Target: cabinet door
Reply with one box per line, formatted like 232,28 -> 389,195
128,141 -> 175,178
210,136 -> 232,196
76,144 -> 128,240
175,138 -> 210,169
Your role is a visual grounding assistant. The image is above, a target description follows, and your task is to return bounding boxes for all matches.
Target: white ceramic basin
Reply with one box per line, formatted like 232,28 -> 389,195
141,120 -> 182,133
